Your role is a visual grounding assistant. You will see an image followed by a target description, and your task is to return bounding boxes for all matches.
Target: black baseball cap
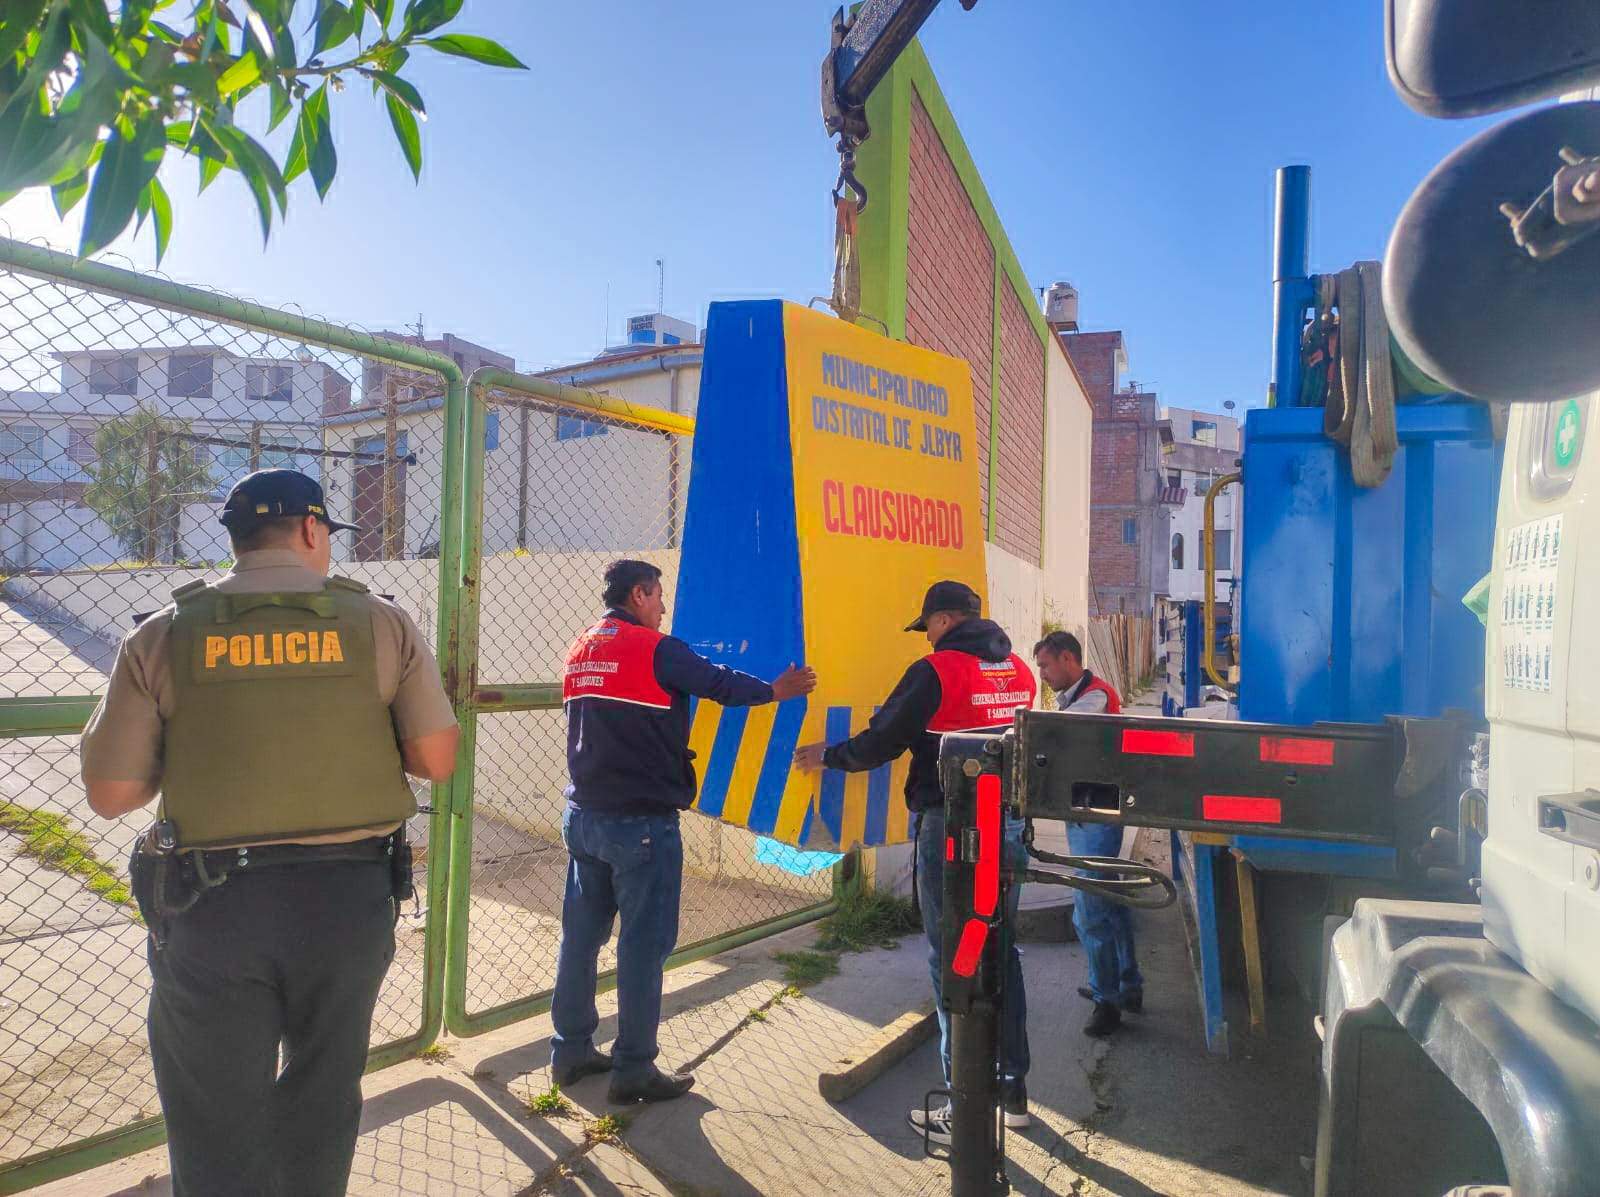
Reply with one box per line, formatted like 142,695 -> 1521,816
905,580 -> 982,632
218,469 -> 361,534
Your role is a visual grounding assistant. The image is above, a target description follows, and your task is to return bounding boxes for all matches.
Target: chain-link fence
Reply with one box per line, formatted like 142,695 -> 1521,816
0,241 -> 838,1191
0,237 -> 465,1189
442,379 -> 834,1034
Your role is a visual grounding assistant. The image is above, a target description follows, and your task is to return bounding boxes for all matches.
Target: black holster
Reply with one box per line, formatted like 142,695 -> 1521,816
389,831 -> 415,906
129,821 -> 213,949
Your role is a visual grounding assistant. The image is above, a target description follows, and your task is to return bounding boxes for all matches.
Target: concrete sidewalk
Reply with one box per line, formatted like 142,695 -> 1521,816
35,872 -> 1316,1197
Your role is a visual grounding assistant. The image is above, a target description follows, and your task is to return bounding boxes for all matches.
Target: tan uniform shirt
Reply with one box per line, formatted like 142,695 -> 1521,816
80,549 -> 457,845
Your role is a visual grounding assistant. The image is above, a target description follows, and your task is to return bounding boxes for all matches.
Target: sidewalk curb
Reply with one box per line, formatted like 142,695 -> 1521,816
817,1002 -> 937,1103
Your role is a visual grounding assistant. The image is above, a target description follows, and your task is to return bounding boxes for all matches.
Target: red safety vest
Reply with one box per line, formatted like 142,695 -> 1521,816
925,651 -> 1039,733
562,618 -> 672,710
1062,671 -> 1122,715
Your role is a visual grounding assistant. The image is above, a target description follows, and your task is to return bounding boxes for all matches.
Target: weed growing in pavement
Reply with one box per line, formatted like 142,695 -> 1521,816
774,950 -> 841,988
527,1085 -> 572,1117
586,1113 -> 626,1143
417,1043 -> 452,1063
0,801 -> 134,909
815,889 -> 919,953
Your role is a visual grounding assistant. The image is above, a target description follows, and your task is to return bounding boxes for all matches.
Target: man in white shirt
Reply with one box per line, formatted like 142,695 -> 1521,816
1033,632 -> 1143,1037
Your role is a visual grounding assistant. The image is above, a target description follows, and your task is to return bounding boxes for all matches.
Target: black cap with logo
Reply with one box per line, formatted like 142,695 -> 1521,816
905,579 -> 983,632
218,469 -> 361,534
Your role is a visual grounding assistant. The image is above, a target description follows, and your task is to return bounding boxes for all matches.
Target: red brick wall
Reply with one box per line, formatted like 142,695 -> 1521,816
905,92 -> 995,522
1092,423 -> 1140,505
995,281 -> 1044,561
1090,509 -> 1140,589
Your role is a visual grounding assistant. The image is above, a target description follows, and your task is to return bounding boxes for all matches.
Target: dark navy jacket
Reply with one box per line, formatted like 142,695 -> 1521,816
564,608 -> 774,815
822,618 -> 1016,814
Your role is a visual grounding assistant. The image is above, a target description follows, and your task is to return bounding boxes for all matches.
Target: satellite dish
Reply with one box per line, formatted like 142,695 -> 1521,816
1385,101 -> 1600,403
1223,400 -> 1236,411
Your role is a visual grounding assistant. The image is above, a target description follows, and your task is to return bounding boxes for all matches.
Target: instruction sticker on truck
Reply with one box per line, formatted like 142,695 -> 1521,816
1501,513 -> 1563,693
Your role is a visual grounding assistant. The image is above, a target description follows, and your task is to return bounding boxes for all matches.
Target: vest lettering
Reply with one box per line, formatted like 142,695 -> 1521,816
285,631 -> 308,663
562,618 -> 672,709
308,629 -> 321,662
925,650 -> 1039,733
271,632 -> 284,664
322,630 -> 344,663
229,635 -> 250,667
205,636 -> 228,669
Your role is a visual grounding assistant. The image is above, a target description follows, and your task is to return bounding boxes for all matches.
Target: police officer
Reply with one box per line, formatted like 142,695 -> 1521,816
795,580 -> 1036,1144
553,559 -> 816,1103
1033,630 -> 1141,1037
80,469 -> 459,1197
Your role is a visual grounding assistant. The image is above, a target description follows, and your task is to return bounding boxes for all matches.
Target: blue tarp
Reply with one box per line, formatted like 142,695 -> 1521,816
754,837 -> 842,877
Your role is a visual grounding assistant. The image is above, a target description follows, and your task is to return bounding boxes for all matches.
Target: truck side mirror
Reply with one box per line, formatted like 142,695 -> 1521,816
1387,0 -> 1600,118
1385,102 -> 1600,402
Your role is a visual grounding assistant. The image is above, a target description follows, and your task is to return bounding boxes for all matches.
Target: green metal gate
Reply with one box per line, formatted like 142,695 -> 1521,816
439,370 -> 834,1036
0,239 -> 836,1192
0,238 -> 464,1192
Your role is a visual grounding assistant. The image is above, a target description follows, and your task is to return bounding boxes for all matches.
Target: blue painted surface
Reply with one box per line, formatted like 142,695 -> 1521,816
1231,836 -> 1398,879
674,301 -> 807,823
1174,832 -> 1229,1055
754,837 -> 842,876
818,706 -> 854,843
1237,403 -> 1497,726
1271,165 -> 1313,409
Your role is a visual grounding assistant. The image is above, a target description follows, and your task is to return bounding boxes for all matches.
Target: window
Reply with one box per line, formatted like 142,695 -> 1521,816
211,442 -> 250,495
1213,529 -> 1233,571
0,423 -> 45,478
556,413 -> 608,441
485,409 -> 500,451
1167,470 -> 1183,490
1122,518 -> 1137,545
1171,533 -> 1185,570
67,425 -> 98,471
87,355 -> 137,396
167,353 -> 213,398
259,448 -> 304,472
247,362 -> 293,404
1192,419 -> 1217,446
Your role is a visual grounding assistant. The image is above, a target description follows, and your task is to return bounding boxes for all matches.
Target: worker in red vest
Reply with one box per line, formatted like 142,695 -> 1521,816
1033,630 -> 1142,1037
796,580 -> 1036,1144
555,559 -> 816,1103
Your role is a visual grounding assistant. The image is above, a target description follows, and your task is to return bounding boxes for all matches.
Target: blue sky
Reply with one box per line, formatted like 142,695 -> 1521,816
3,2 -> 1495,411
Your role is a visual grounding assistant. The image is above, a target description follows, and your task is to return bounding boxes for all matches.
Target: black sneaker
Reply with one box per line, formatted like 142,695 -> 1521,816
1121,988 -> 1144,1016
1002,1083 -> 1030,1129
551,1048 -> 612,1087
908,1101 -> 952,1146
607,1066 -> 694,1104
1076,985 -> 1096,1003
1083,1001 -> 1123,1038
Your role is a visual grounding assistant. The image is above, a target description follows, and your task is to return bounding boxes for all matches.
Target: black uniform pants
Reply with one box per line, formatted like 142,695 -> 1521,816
147,859 -> 395,1197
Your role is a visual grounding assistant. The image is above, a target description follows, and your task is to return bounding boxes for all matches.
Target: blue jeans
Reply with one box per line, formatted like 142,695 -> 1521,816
916,809 -> 1030,1090
551,808 -> 683,1080
1068,821 -> 1144,1005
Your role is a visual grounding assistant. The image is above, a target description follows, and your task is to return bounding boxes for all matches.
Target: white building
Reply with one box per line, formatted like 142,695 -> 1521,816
1154,406 -> 1242,604
320,330 -> 701,561
1,346 -> 338,571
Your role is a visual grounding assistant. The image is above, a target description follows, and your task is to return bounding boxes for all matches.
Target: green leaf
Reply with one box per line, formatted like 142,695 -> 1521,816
0,0 -> 49,68
66,0 -> 116,45
364,68 -> 424,115
367,0 -> 395,31
313,0 -> 358,55
216,50 -> 261,97
304,82 -> 335,198
119,0 -> 160,38
402,0 -> 461,37
198,152 -> 224,192
385,90 -> 419,180
242,6 -> 276,59
145,175 -> 172,263
267,78 -> 292,131
282,111 -> 307,183
418,33 -> 525,69
52,165 -> 90,217
210,120 -> 287,240
79,116 -> 165,257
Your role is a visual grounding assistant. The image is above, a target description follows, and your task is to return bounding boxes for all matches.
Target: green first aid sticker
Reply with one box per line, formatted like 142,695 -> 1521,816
1554,399 -> 1582,469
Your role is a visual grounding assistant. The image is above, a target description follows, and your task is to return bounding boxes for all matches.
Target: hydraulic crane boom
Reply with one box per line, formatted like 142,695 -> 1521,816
820,0 -> 979,204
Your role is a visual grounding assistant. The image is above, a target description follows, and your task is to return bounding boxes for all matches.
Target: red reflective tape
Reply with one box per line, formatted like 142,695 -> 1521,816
1260,736 -> 1335,766
951,917 -> 989,977
974,774 -> 1002,917
945,836 -> 955,863
1121,728 -> 1196,758
1202,794 -> 1283,824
